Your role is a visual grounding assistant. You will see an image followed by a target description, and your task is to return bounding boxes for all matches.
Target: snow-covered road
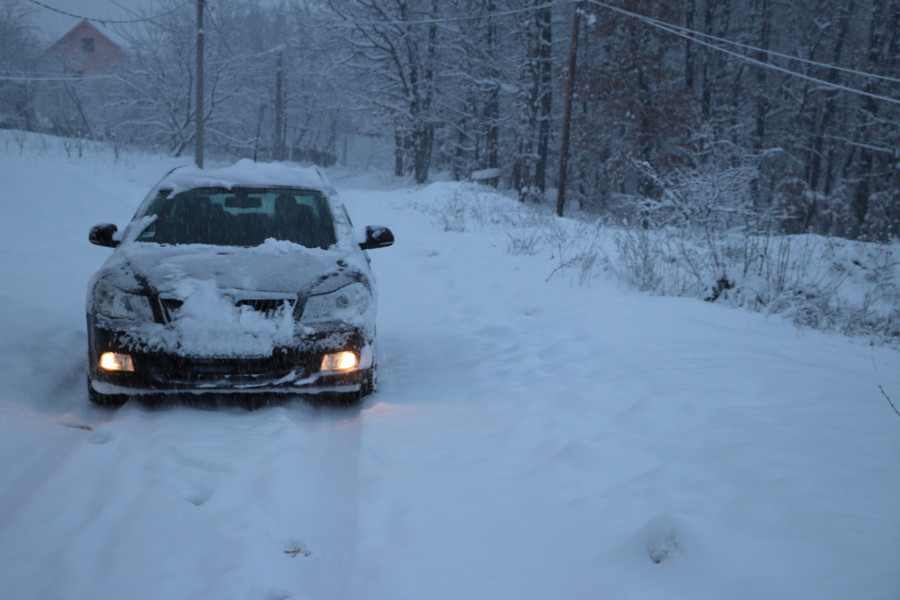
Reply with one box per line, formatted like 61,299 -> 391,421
1,140 -> 898,599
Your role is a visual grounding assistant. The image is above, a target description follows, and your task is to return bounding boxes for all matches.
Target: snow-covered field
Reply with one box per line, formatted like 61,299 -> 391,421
1,135 -> 899,599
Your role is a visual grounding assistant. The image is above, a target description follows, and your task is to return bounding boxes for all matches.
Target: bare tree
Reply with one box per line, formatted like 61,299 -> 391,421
0,0 -> 41,130
323,0 -> 441,183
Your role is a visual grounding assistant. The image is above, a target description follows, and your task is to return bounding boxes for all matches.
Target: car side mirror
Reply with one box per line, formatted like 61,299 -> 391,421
89,223 -> 120,248
359,225 -> 394,250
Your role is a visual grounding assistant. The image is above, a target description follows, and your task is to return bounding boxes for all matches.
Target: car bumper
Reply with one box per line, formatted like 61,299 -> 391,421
88,316 -> 372,396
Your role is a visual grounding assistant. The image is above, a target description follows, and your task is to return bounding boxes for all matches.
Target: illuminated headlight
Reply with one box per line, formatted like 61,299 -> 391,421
93,281 -> 154,320
99,352 -> 134,372
321,351 -> 359,372
301,282 -> 370,324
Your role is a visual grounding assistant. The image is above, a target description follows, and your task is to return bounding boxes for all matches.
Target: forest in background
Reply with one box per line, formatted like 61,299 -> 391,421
2,0 -> 899,242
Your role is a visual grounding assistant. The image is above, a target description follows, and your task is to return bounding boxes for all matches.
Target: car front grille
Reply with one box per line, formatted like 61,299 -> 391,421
235,299 -> 294,316
158,297 -> 296,323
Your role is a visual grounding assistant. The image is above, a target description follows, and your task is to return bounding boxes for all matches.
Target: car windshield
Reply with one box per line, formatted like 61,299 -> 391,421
135,186 -> 337,249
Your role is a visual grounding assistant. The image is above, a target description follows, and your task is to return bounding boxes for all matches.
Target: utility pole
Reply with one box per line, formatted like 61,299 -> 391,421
274,50 -> 284,161
556,1 -> 583,217
195,0 -> 205,168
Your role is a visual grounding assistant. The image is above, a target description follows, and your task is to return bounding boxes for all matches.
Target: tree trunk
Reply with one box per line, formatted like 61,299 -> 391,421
556,2 -> 582,217
411,14 -> 438,184
413,124 -> 434,184
700,0 -> 716,120
807,4 -> 852,214
535,1 -> 552,193
394,131 -> 405,177
749,0 -> 770,209
485,0 -> 499,185
685,0 -> 695,90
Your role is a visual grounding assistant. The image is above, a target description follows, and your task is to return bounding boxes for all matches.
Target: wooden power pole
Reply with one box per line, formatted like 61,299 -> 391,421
195,0 -> 205,168
556,1 -> 583,217
274,50 -> 284,161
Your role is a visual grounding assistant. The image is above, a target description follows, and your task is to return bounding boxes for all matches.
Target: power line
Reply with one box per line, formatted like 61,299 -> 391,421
223,0 -> 900,100
684,24 -> 900,86
24,0 -> 192,25
256,0 -> 574,28
26,0 -> 897,108
0,74 -> 114,81
585,0 -> 900,107
586,0 -> 900,86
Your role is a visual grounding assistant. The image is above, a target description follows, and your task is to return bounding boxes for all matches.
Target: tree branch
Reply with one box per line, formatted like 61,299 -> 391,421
879,386 -> 900,419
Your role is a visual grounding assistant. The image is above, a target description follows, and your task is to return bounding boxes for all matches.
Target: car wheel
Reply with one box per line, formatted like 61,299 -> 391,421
87,376 -> 129,407
364,358 -> 377,397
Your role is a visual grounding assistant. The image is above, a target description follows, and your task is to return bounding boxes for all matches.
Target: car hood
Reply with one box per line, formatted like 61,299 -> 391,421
97,240 -> 351,299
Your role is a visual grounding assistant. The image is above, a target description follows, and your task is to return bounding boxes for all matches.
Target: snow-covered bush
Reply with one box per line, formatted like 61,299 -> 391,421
413,183 -> 607,286
613,212 -> 899,345
606,148 -> 899,345
414,179 -> 898,346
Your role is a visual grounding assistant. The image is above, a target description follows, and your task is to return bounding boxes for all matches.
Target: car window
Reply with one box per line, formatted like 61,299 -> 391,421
136,187 -> 337,249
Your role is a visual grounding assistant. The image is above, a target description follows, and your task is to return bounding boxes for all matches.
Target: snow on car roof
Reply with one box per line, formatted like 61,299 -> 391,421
159,159 -> 335,195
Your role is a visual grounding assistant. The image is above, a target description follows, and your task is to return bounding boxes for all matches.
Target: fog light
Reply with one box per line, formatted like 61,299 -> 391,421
99,352 -> 134,372
321,351 -> 358,372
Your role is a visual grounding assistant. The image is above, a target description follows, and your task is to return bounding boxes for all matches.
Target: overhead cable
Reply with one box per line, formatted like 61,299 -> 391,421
585,0 -> 900,107
586,0 -> 900,86
263,0 -> 573,27
0,74 -> 114,81
24,0 -> 191,25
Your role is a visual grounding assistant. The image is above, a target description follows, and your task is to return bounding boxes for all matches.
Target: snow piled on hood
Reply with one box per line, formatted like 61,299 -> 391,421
168,279 -> 294,357
100,239 -> 346,299
256,237 -> 313,255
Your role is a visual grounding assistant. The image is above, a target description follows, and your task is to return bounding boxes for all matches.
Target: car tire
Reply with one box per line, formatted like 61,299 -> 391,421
87,376 -> 129,407
364,358 -> 377,396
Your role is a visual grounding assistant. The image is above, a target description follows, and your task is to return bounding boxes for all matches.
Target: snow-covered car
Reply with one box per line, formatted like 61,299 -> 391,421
86,160 -> 393,407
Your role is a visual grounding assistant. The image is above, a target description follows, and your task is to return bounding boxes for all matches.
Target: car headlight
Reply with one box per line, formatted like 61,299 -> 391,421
93,281 -> 154,321
301,282 -> 370,324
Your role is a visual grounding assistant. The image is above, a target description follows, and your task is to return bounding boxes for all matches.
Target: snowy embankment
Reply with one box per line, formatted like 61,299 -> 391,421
0,133 -> 898,600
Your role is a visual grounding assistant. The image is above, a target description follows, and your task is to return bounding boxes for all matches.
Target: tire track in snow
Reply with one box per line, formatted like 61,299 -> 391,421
0,401 -> 363,600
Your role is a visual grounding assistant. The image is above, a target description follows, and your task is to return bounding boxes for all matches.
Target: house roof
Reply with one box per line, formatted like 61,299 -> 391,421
45,19 -> 126,55
42,19 -> 126,72
87,21 -> 128,49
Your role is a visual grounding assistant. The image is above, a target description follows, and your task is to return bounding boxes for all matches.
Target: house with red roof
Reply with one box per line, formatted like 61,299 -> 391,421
43,20 -> 125,77
36,20 -> 126,137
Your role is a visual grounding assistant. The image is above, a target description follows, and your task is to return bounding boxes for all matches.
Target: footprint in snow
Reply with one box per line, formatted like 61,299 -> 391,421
172,480 -> 214,506
637,514 -> 685,564
282,540 -> 313,558
60,421 -> 92,431
184,486 -> 213,506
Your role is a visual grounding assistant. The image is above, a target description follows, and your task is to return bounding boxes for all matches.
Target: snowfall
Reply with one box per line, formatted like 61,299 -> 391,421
0,133 -> 898,600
